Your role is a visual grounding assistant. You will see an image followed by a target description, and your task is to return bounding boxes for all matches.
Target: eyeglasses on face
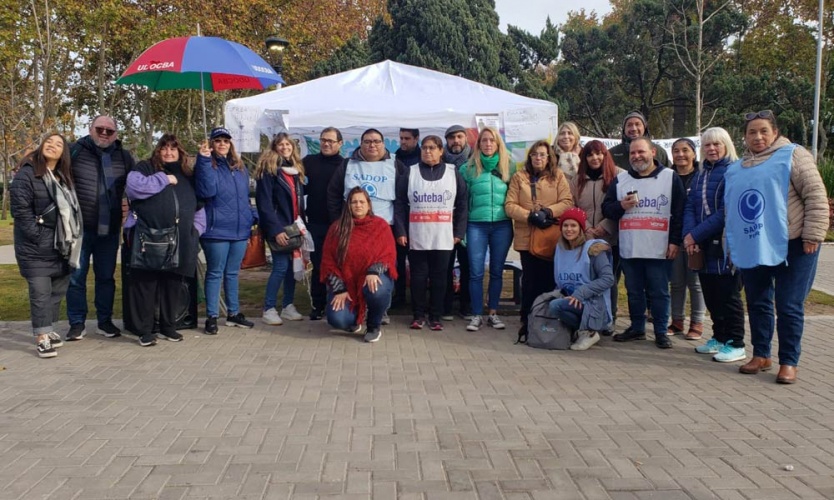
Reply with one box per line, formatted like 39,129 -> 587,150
530,152 -> 549,158
95,126 -> 116,136
213,138 -> 230,144
744,110 -> 774,121
362,139 -> 383,146
421,145 -> 440,151
319,138 -> 340,145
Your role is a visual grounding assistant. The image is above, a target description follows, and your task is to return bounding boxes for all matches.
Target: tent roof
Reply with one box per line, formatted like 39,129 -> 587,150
225,60 -> 556,130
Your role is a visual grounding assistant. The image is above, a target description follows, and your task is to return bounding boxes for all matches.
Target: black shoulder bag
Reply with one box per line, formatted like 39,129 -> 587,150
130,190 -> 180,271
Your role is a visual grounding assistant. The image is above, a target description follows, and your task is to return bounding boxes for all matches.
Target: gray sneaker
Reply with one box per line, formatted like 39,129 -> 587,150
487,314 -> 505,329
381,312 -> 391,325
466,315 -> 483,331
47,332 -> 64,349
364,327 -> 382,343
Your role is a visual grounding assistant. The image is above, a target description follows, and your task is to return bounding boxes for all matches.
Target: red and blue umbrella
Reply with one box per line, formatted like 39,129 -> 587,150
117,36 -> 284,90
116,36 -> 284,135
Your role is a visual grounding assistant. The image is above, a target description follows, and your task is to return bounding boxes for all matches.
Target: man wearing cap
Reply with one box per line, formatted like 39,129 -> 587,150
327,128 -> 409,315
65,115 -> 135,341
601,136 -> 685,349
608,111 -> 669,171
441,125 -> 473,320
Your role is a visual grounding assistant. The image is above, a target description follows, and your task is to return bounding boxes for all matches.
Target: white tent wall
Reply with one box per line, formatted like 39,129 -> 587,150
224,60 -> 558,167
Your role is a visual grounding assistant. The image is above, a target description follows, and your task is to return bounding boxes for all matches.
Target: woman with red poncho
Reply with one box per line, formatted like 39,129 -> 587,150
320,186 -> 398,343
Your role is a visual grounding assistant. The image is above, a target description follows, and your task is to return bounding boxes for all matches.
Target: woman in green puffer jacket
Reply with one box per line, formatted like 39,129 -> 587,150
459,127 -> 513,332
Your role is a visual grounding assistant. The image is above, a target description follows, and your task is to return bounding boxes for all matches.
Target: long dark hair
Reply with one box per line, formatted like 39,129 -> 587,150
25,133 -> 74,188
576,140 -> 617,197
336,187 -> 374,265
151,134 -> 192,176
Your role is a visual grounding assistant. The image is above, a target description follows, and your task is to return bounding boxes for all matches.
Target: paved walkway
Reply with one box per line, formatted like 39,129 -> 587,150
1,245 -> 834,499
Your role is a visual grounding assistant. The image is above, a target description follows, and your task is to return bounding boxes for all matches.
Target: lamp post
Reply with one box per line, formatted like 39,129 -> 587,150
265,35 -> 289,85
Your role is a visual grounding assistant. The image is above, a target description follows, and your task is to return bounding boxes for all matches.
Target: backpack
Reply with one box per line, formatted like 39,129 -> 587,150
526,290 -> 575,350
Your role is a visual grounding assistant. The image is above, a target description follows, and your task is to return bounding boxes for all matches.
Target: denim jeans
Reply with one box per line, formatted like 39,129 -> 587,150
548,297 -> 581,331
466,220 -> 513,315
27,274 -> 70,335
620,257 -> 672,334
66,231 -> 120,325
201,239 -> 248,318
670,251 -> 705,323
327,273 -> 394,330
264,251 -> 296,310
741,238 -> 819,366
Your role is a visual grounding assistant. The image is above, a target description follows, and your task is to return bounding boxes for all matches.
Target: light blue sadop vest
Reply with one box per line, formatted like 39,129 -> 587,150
724,144 -> 794,269
554,239 -> 612,327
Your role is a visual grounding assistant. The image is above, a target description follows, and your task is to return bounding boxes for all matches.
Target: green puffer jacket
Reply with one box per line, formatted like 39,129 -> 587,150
459,162 -> 509,223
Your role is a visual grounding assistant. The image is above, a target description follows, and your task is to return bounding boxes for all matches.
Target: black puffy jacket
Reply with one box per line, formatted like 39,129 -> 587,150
10,164 -> 70,278
70,136 -> 134,234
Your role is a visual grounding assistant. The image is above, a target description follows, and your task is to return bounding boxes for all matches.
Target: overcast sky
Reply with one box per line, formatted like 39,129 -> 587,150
493,0 -> 613,34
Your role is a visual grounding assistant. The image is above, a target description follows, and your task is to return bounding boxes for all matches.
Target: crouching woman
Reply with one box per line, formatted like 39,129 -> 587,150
548,208 -> 615,350
320,187 -> 398,343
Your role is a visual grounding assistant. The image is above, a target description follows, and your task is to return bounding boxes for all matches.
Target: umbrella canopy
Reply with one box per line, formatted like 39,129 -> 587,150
116,36 -> 284,91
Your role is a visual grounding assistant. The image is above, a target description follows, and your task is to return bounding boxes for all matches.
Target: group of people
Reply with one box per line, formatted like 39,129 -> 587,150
11,109 -> 827,385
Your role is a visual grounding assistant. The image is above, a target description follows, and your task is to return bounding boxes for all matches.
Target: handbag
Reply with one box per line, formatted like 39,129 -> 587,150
130,191 -> 180,271
267,222 -> 304,253
528,180 -> 560,261
241,226 -> 267,269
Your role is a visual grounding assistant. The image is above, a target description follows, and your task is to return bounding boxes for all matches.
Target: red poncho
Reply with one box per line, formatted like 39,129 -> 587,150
320,215 -> 398,325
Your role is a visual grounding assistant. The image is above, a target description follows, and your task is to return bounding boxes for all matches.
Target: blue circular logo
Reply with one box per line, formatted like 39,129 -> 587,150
361,182 -> 377,198
738,189 -> 765,224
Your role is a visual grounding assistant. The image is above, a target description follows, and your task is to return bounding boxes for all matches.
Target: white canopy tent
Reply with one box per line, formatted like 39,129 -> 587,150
224,60 -> 558,158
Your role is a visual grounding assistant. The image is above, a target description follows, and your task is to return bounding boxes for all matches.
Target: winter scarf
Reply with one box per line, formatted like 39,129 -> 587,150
443,144 -> 472,167
44,169 -> 83,268
320,215 -> 398,325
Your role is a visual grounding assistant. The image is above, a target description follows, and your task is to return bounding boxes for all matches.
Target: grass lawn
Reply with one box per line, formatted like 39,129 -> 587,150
0,217 -> 13,246
2,264 -> 834,322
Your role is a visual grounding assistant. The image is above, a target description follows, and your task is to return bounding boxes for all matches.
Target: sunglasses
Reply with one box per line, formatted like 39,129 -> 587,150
319,138 -> 340,145
212,138 -> 231,144
95,126 -> 116,136
744,110 -> 774,121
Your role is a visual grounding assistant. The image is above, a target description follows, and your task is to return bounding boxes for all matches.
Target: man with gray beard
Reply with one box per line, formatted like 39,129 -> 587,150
601,137 -> 685,349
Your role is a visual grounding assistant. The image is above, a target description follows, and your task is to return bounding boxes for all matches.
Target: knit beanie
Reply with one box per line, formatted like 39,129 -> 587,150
560,207 -> 587,232
622,111 -> 648,133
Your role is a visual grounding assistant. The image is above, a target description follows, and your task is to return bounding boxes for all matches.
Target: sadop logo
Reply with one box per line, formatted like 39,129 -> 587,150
362,182 -> 378,197
738,189 -> 765,224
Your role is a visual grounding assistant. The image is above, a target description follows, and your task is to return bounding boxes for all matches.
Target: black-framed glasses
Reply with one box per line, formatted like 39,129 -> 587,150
319,138 -> 340,145
362,139 -> 383,146
744,110 -> 774,121
95,126 -> 116,136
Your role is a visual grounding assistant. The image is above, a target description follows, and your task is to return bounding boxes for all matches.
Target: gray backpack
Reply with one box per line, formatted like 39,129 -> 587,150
527,290 -> 575,350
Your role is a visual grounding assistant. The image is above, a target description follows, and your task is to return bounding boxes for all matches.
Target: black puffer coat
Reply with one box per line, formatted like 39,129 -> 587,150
10,164 -> 71,278
70,136 -> 133,234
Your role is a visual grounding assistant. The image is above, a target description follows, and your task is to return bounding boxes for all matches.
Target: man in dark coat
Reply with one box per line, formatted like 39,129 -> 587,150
608,111 -> 670,171
65,115 -> 134,341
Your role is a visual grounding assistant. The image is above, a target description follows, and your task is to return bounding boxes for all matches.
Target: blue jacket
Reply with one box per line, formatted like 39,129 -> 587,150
195,154 -> 255,241
682,157 -> 731,274
256,168 -> 305,242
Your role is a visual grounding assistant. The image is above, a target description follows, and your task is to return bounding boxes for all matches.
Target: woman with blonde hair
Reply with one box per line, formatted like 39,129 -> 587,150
459,127 -> 513,331
256,132 -> 307,325
554,122 -> 582,179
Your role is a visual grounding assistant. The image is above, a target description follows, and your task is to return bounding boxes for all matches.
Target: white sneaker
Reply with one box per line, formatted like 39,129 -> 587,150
262,308 -> 283,325
466,315 -> 483,331
281,304 -> 303,321
487,314 -> 505,329
571,330 -> 600,351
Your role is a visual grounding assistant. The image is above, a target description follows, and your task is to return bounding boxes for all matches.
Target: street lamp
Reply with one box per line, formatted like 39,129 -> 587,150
265,35 -> 289,83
